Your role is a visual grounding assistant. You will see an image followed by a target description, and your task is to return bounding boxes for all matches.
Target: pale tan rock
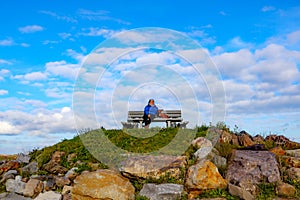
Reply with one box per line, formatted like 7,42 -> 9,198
228,183 -> 255,200
23,178 -> 43,198
72,169 -> 135,200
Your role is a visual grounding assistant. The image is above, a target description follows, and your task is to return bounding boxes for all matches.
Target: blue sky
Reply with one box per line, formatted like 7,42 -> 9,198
0,0 -> 300,154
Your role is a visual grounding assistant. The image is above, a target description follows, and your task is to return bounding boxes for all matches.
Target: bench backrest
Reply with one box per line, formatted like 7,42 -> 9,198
127,110 -> 181,120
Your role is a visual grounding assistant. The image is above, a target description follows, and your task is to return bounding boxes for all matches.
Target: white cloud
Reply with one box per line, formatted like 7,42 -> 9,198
39,10 -> 77,23
79,27 -> 120,38
0,121 -> 21,135
19,25 -> 44,33
0,60 -> 12,65
77,9 -> 130,25
261,6 -> 276,12
0,38 -> 14,46
0,69 -> 10,81
286,30 -> 300,45
46,60 -> 80,80
0,90 -> 8,95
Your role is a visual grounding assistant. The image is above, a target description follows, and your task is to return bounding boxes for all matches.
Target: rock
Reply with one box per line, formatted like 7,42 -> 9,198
0,192 -> 32,200
120,155 -> 186,180
140,183 -> 183,200
219,130 -> 232,143
67,153 -> 77,162
61,185 -> 72,195
211,155 -> 227,169
16,153 -> 30,164
23,178 -> 43,198
43,162 -> 68,175
252,135 -> 265,144
231,134 -> 239,146
51,151 -> 65,163
34,191 -> 62,200
194,146 -> 213,161
238,131 -> 255,147
62,193 -> 72,200
192,137 -> 213,161
228,183 -> 255,200
283,156 -> 300,168
226,150 -> 280,195
72,169 -> 135,200
43,178 -> 56,191
0,170 -> 18,183
269,146 -> 286,156
185,160 -> 227,191
285,149 -> 300,157
192,137 -> 213,149
286,167 -> 300,180
242,144 -> 266,150
276,182 -> 296,197
54,176 -> 71,187
5,176 -> 25,194
64,167 -> 78,181
21,161 -> 38,174
265,135 -> 300,149
0,160 -> 19,175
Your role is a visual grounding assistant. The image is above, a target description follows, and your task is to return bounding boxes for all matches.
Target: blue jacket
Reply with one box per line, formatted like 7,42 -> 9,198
144,104 -> 151,115
144,104 -> 158,115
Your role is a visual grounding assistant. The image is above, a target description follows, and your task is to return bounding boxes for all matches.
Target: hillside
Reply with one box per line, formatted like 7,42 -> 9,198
1,124 -> 300,199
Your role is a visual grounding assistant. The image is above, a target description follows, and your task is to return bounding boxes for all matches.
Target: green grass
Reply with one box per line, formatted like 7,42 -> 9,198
29,135 -> 107,171
197,188 -> 240,199
256,183 -> 276,200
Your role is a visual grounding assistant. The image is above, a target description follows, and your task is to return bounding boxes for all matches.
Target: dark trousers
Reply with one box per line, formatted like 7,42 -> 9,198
143,114 -> 151,126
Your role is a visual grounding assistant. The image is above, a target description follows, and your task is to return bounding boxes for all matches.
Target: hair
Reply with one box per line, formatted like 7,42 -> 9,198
148,99 -> 154,104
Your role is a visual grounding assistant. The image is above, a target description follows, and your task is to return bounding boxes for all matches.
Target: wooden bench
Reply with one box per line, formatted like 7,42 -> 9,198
121,110 -> 189,129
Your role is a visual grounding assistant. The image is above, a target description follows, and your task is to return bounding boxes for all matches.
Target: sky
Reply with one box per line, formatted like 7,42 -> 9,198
0,0 -> 300,154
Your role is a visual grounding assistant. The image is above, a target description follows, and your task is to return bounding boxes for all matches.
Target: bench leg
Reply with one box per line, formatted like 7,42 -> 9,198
167,121 -> 171,128
139,121 -> 143,128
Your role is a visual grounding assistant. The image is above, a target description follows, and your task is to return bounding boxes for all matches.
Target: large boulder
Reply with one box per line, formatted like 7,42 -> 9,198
185,160 -> 227,191
140,183 -> 183,200
72,169 -> 135,200
119,155 -> 186,180
226,150 -> 280,196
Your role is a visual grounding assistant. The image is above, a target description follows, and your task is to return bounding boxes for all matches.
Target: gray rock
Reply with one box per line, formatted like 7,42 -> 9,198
34,191 -> 62,200
119,155 -> 186,180
140,183 -> 183,200
16,153 -> 30,164
226,150 -> 280,195
211,155 -> 227,168
0,170 -> 18,183
21,162 -> 38,174
228,183 -> 255,200
0,192 -> 32,200
5,176 -> 26,195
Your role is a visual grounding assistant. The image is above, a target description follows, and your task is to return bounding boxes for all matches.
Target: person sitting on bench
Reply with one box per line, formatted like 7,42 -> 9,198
143,99 -> 158,128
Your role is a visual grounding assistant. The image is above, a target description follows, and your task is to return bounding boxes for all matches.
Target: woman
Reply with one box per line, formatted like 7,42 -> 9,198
143,99 -> 158,128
